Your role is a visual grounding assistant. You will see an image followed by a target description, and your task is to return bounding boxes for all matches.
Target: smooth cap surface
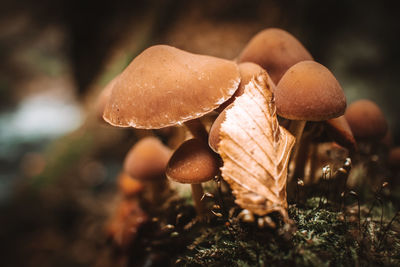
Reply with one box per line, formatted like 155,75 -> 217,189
238,28 -> 313,84
275,61 -> 346,121
345,99 -> 388,140
124,137 -> 172,182
103,45 -> 240,129
166,138 -> 220,184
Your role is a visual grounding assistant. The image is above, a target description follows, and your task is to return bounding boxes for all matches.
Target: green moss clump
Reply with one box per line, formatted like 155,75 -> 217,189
174,197 -> 399,267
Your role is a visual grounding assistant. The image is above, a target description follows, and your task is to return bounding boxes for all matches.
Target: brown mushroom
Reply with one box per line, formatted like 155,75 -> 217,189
123,137 -> 172,202
103,45 -> 240,141
166,138 -> 220,217
274,61 -> 346,182
345,99 -> 388,141
238,28 -> 313,84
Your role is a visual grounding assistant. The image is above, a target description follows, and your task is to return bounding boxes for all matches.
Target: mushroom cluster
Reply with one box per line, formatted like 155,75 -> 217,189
97,27 -> 394,244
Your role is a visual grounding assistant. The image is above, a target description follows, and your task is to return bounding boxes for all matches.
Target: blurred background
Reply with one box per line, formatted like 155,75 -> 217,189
0,0 -> 398,266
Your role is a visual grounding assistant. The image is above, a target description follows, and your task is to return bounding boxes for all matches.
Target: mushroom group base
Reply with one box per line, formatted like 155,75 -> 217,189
125,174 -> 400,266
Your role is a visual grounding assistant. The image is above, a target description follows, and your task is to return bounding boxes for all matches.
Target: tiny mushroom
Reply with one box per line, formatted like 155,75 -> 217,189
345,99 -> 388,141
166,138 -> 220,217
123,137 -> 172,203
238,28 -> 313,84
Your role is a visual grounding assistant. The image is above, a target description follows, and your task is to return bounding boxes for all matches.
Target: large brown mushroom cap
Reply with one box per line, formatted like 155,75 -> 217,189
345,99 -> 388,140
238,28 -> 313,84
103,45 -> 240,129
275,61 -> 346,121
166,139 -> 219,184
123,137 -> 172,182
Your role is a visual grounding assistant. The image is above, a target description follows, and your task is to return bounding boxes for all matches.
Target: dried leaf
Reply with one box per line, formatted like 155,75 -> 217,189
218,73 -> 295,219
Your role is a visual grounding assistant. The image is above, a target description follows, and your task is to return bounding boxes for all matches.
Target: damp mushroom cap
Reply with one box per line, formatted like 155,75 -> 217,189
238,28 -> 313,84
103,45 -> 240,129
275,61 -> 346,121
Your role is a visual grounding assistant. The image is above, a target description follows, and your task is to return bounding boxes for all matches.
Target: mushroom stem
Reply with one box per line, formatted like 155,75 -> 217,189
191,183 -> 206,215
185,119 -> 208,142
292,135 -> 310,181
287,120 -> 306,180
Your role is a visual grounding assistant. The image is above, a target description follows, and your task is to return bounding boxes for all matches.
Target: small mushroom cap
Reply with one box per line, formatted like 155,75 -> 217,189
123,137 -> 172,182
103,45 -> 240,129
345,99 -> 388,140
238,28 -> 313,84
217,62 -> 274,112
95,75 -> 119,121
166,139 -> 220,184
275,61 -> 346,121
325,116 -> 357,151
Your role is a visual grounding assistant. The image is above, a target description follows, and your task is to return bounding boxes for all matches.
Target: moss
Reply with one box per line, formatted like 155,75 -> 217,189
167,195 -> 398,267
128,175 -> 399,266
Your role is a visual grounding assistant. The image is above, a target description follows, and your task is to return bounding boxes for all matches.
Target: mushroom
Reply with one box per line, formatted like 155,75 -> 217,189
274,61 -> 346,184
103,45 -> 240,141
123,137 -> 172,203
166,138 -> 220,217
345,99 -> 388,142
238,28 -> 313,84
